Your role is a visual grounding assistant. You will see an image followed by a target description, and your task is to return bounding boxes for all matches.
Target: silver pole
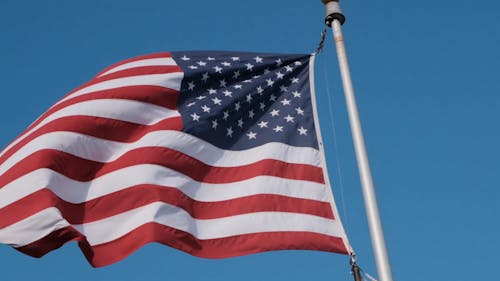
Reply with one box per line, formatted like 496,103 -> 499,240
321,1 -> 394,281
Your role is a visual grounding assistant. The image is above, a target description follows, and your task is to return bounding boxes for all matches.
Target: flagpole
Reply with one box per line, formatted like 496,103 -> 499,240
320,1 -> 394,281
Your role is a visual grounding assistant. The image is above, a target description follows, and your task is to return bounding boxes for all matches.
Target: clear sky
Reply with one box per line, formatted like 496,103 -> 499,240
1,1 -> 499,280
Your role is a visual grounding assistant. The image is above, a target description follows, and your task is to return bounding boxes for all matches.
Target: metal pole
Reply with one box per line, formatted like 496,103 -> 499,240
320,1 -> 394,281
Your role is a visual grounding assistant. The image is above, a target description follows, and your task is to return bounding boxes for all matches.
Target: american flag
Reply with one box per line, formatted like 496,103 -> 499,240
0,51 -> 350,267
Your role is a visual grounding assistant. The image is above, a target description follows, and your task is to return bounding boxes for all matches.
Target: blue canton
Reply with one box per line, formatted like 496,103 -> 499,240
172,51 -> 318,150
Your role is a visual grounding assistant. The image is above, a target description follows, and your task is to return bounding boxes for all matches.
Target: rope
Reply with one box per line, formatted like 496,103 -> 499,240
321,54 -> 351,236
315,28 -> 379,281
350,253 -> 379,281
314,28 -> 328,54
364,272 -> 379,281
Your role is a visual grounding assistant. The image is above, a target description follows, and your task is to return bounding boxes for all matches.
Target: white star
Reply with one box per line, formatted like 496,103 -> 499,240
266,78 -> 274,86
245,63 -> 254,70
259,102 -> 266,111
257,121 -> 268,128
196,95 -> 206,100
284,115 -> 295,123
264,68 -> 271,74
246,131 -> 257,139
223,111 -> 230,120
201,72 -> 210,82
181,55 -> 190,61
294,61 -> 302,66
223,90 -> 232,97
298,126 -> 308,135
248,110 -> 255,119
273,125 -> 284,132
270,109 -> 280,116
269,94 -> 277,101
233,71 -> 240,79
233,84 -> 243,89
231,57 -> 240,61
280,85 -> 288,92
280,98 -> 291,106
257,86 -> 264,94
285,65 -> 294,72
227,127 -> 233,137
197,61 -> 207,66
187,102 -> 196,107
246,94 -> 252,103
212,97 -> 222,105
207,57 -> 215,61
213,66 -> 223,73
220,79 -> 227,87
235,102 -> 241,111
190,113 -> 200,121
295,107 -> 304,115
276,72 -> 284,79
254,56 -> 263,63
188,65 -> 198,69
238,118 -> 244,128
222,61 -> 231,67
201,105 -> 211,113
253,75 -> 261,79
276,58 -> 282,66
243,79 -> 252,83
188,81 -> 195,90
208,88 -> 217,95
291,77 -> 299,83
292,91 -> 301,98
212,120 -> 219,129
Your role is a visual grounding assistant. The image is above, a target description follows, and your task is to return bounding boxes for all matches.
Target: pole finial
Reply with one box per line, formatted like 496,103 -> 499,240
321,0 -> 345,26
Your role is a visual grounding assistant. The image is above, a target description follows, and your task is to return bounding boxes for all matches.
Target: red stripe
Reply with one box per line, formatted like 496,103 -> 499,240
23,85 -> 179,136
10,55 -> 179,147
15,227 -> 84,258
93,65 -> 181,84
95,52 -> 173,77
0,147 -> 325,188
3,85 -> 180,162
16,224 -> 348,267
0,116 -> 183,167
53,60 -> 180,114
0,186 -> 334,228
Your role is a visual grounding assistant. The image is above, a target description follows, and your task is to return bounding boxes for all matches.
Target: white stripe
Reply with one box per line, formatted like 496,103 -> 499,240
0,130 -> 321,176
0,208 -> 70,247
0,72 -> 184,156
0,72 -> 184,158
34,99 -> 178,131
56,72 -> 183,105
0,99 -> 180,159
2,203 -> 342,247
80,202 -> 344,244
0,165 -> 330,208
98,58 -> 177,77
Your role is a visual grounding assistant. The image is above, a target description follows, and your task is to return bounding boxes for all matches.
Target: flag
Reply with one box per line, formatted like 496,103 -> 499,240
0,51 -> 350,267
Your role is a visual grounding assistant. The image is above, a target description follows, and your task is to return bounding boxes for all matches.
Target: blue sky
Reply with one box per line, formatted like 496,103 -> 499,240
1,1 -> 499,280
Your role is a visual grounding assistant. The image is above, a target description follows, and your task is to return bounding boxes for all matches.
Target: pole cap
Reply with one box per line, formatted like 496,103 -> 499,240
322,0 -> 345,26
